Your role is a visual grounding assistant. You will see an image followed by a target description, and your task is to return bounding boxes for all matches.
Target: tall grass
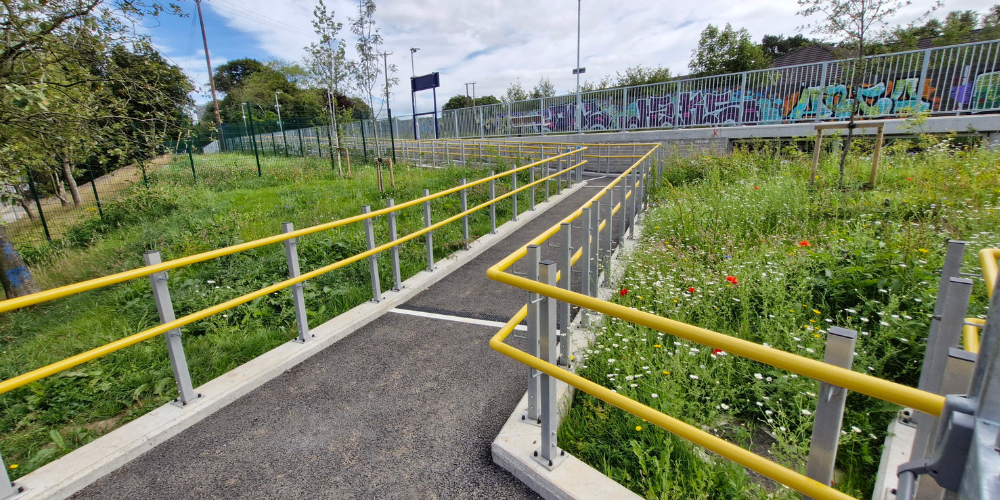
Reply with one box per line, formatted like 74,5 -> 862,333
560,136 -> 1000,499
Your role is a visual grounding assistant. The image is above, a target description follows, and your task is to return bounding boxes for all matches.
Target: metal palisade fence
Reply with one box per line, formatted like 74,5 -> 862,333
344,39 -> 1000,140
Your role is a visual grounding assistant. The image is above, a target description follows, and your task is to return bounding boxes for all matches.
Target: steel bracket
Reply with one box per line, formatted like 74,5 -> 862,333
897,395 -> 977,495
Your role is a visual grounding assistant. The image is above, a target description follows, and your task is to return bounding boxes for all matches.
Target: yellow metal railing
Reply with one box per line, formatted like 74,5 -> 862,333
486,149 -> 946,500
963,248 -> 1000,354
0,148 -> 589,395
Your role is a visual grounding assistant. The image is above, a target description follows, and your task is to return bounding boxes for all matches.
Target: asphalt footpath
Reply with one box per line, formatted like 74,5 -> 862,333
72,177 -> 619,500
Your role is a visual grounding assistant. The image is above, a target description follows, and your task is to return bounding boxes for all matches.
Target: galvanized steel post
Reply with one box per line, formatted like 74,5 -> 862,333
144,251 -> 197,406
525,245 -> 542,422
543,161 -> 550,202
535,259 -> 564,467
602,188 -> 612,285
580,205 -> 592,326
281,223 -> 311,343
0,452 -> 18,499
529,165 -> 536,211
628,167 -> 638,240
617,180 -> 627,244
362,206 -> 382,302
511,170 -> 518,221
559,222 -> 572,363
489,171 -> 497,234
423,189 -> 434,271
804,326 -> 857,492
589,198 -> 600,295
460,179 -> 469,248
386,199 -> 403,291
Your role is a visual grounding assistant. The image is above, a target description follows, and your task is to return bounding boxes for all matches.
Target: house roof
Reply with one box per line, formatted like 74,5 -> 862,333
770,45 -> 838,68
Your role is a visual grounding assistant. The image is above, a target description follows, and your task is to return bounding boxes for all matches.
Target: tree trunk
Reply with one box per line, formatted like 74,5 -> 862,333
62,149 -> 82,206
0,224 -> 41,299
52,172 -> 68,207
839,117 -> 855,189
16,184 -> 35,220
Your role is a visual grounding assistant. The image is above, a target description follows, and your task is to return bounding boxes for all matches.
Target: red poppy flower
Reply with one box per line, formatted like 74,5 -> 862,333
725,276 -> 738,285
620,288 -> 628,296
753,186 -> 759,190
799,240 -> 811,247
712,348 -> 726,356
688,287 -> 696,293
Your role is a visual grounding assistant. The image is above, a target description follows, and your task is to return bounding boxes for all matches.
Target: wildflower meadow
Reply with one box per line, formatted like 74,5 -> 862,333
560,136 -> 1000,499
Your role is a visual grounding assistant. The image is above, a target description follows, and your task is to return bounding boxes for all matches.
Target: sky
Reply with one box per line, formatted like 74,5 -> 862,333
143,0 -> 992,119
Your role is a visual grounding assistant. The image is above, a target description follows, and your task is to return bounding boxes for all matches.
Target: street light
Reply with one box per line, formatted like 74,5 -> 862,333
410,48 -> 420,140
410,47 -> 419,77
274,91 -> 287,156
574,0 -> 584,133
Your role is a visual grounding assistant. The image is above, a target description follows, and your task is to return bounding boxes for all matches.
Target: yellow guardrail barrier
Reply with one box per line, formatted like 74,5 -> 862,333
0,148 -> 584,315
486,147 -> 946,500
0,148 -> 589,395
963,318 -> 985,354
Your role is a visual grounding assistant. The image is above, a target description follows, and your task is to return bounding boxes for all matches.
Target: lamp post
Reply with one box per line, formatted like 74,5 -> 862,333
410,47 -> 420,140
574,0 -> 583,133
274,91 -> 287,156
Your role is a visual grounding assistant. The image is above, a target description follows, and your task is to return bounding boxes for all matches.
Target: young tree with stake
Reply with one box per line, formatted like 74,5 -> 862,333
306,0 -> 349,174
350,0 -> 394,160
797,0 -> 941,187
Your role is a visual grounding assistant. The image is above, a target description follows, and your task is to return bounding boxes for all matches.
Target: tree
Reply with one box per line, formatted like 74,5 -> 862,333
349,0 -> 397,159
580,65 -> 672,91
443,94 -> 500,110
689,24 -> 771,77
798,0 -> 938,187
530,77 -> 556,98
503,80 -> 530,103
212,58 -> 268,94
305,0 -> 349,173
761,34 -> 817,58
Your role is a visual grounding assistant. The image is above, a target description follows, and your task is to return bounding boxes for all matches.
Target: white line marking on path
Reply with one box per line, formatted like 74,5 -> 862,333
390,308 -> 527,331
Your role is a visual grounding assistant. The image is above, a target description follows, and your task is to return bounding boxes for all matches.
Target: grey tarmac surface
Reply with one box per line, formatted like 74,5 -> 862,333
72,177 -> 621,500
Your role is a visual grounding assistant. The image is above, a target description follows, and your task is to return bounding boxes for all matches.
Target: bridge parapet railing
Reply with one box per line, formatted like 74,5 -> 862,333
347,39 -> 1000,140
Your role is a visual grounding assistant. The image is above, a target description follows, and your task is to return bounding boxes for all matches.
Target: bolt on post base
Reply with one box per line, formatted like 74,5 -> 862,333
531,446 -> 568,470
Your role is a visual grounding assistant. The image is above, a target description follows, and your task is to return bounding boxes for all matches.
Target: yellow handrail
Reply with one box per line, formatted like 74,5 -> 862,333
486,147 -> 948,499
963,318 -> 985,354
0,148 -> 586,315
980,248 -> 999,298
489,313 -> 853,500
0,154 -> 589,395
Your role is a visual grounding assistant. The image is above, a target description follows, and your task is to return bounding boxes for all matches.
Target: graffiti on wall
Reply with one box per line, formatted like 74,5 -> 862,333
497,77 -> 952,134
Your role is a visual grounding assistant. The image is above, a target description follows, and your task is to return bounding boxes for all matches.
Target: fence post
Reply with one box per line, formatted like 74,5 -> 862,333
580,204 -> 592,326
529,165 -> 535,211
617,179 -> 627,244
297,128 -> 304,156
461,142 -> 466,165
602,188 -> 612,284
360,120 -> 368,162
281,223 -> 311,343
916,49 -> 932,110
460,179 -> 470,248
245,103 -> 262,177
387,199 -> 403,291
803,326 -> 857,496
144,251 -> 197,405
524,244 -> 542,423
511,169 -> 518,221
628,166 -> 638,240
85,156 -> 104,219
911,277 -> 974,462
589,198 -> 600,295
0,452 -> 20,498
543,161 -> 550,202
423,189 -> 434,272
559,222 -> 572,364
489,171 -> 497,234
535,259 -> 565,468
186,132 -> 197,183
24,168 -> 50,242
362,206 -> 382,302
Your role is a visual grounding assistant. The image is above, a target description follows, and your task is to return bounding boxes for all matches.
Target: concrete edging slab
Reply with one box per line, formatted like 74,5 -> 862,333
491,201 -> 648,500
12,180 -> 589,500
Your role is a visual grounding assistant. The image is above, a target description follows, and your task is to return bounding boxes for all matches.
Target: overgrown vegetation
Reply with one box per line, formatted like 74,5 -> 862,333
0,153 -> 555,477
560,136 -> 1000,499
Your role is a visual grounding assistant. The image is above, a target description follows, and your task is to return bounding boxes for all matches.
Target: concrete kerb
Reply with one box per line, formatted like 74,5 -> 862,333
491,203 -> 648,500
12,180 -> 589,500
